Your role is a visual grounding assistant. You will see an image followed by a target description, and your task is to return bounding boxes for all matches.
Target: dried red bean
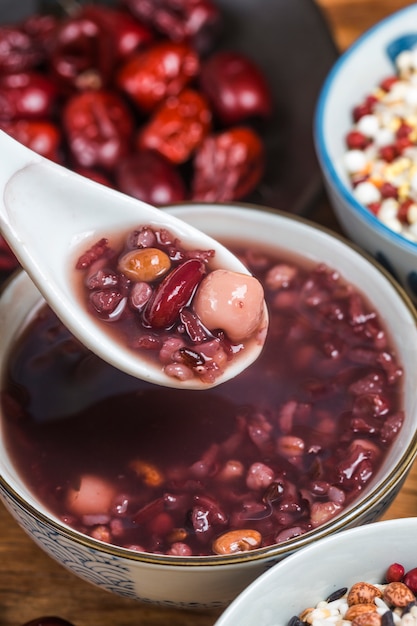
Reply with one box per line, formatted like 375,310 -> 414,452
144,259 -> 206,329
386,563 -> 405,583
403,567 -> 417,594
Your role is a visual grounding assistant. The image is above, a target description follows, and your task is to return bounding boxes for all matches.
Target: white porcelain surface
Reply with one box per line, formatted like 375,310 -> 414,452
315,3 -> 417,301
0,131 -> 266,389
215,517 -> 417,626
1,204 -> 417,608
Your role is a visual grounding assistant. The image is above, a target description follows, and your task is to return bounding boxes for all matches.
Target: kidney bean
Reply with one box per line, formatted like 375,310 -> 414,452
80,5 -> 154,61
118,248 -> 171,282
200,51 -> 273,124
63,90 -> 134,170
0,119 -> 61,161
50,14 -> 118,92
144,258 -> 206,329
116,41 -> 200,113
115,151 -> 186,205
386,563 -> 406,583
0,72 -> 57,120
122,0 -> 221,53
191,126 -> 265,201
138,89 -> 212,164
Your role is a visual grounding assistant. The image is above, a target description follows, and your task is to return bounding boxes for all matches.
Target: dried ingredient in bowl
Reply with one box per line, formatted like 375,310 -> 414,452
288,562 -> 417,626
74,224 -> 267,384
343,46 -> 417,242
1,241 -> 405,557
0,0 -> 273,272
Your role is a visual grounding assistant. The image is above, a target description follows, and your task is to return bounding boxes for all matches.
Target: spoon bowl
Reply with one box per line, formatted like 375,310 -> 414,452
0,131 -> 268,389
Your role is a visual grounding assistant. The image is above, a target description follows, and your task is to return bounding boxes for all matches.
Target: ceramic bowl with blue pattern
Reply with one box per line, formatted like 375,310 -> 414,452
1,204 -> 417,609
315,3 -> 417,303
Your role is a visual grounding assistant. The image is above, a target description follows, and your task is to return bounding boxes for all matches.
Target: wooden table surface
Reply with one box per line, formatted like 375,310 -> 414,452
2,1 -> 417,624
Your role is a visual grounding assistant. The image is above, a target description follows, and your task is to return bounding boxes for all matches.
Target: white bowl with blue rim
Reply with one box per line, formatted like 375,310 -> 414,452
315,2 -> 417,302
214,517 -> 417,626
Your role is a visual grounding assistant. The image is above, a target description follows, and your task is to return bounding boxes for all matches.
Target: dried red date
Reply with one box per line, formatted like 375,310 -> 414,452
0,119 -> 61,161
122,0 -> 221,53
116,41 -> 200,113
80,5 -> 154,61
63,90 -> 134,170
192,126 -> 265,201
116,151 -> 186,204
200,51 -> 273,124
0,25 -> 43,74
144,258 -> 206,328
138,89 -> 212,164
49,16 -> 115,92
0,72 -> 57,120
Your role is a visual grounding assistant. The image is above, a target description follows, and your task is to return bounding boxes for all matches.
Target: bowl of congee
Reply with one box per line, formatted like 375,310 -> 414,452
1,202 -> 417,609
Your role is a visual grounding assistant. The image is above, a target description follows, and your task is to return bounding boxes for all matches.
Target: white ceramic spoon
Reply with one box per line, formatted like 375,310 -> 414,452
0,131 -> 268,389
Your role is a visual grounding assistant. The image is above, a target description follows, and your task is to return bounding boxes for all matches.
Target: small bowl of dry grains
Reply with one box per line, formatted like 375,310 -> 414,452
315,3 -> 417,302
214,517 -> 417,626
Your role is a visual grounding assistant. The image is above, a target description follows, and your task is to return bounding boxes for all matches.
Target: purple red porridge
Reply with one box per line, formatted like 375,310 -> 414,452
74,225 -> 267,384
0,242 -> 404,557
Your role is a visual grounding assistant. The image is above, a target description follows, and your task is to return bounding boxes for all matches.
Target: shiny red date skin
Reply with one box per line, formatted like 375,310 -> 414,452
122,0 -> 221,54
138,89 -> 212,164
144,258 -> 206,329
116,41 -> 200,113
49,16 -> 115,92
0,25 -> 43,74
0,72 -> 57,120
80,5 -> 154,61
115,150 -> 186,205
191,126 -> 265,201
200,51 -> 273,125
63,90 -> 134,170
0,119 -> 61,161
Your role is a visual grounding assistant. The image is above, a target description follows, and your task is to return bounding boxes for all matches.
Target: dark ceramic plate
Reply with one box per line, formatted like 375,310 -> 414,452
0,0 -> 338,215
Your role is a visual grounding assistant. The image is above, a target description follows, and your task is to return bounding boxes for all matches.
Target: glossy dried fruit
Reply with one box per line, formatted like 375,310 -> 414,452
138,89 -> 212,164
122,0 -> 221,53
0,72 -> 57,120
115,151 -> 186,205
0,25 -> 43,74
63,90 -> 134,170
116,41 -> 199,113
200,51 -> 273,124
0,119 -> 61,161
144,258 -> 206,328
49,15 -> 115,91
192,126 -> 265,201
118,248 -> 171,282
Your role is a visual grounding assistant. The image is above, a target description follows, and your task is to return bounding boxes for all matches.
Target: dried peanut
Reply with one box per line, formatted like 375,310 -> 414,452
348,582 -> 383,605
298,608 -> 315,623
351,611 -> 382,626
212,529 -> 262,555
383,581 -> 416,607
118,248 -> 171,282
345,603 -> 378,621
